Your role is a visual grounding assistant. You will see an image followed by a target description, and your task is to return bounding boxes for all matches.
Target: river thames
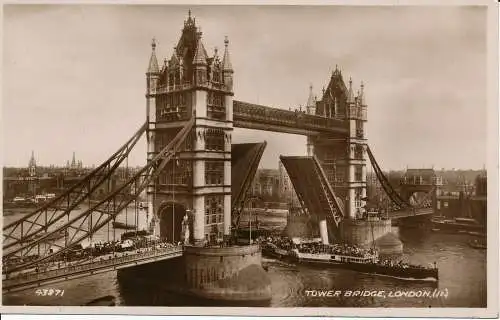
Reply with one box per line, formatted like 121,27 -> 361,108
3,210 -> 486,308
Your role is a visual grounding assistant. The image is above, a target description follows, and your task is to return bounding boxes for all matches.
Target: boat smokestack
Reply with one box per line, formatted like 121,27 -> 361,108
319,219 -> 329,245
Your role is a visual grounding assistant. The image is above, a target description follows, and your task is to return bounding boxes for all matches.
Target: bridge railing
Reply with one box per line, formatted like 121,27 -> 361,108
4,246 -> 183,286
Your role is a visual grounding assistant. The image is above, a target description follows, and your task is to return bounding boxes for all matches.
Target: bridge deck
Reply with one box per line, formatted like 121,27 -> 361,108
231,143 -> 267,213
280,156 -> 344,228
3,246 -> 183,293
233,100 -> 348,136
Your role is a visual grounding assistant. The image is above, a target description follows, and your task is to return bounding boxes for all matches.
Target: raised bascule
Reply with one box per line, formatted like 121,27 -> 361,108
2,11 -> 437,302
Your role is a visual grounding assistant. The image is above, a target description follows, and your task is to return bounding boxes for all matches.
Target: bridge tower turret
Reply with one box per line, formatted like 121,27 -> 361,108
346,79 -> 368,219
146,38 -> 160,233
305,84 -> 316,156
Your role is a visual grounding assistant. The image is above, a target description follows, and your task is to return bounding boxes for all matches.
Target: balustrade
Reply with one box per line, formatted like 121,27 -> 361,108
6,246 -> 183,285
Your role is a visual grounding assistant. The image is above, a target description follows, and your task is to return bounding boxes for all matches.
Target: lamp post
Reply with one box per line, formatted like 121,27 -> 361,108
249,198 -> 252,245
172,158 -> 175,244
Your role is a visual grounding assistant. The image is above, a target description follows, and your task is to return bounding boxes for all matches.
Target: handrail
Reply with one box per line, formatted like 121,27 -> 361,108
4,246 -> 183,286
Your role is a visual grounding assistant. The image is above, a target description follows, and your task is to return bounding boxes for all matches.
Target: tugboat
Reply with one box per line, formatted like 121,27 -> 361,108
261,238 -> 438,282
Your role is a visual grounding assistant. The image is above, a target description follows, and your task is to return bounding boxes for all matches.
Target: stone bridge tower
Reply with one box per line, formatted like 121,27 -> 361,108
309,67 -> 368,222
145,11 -> 234,246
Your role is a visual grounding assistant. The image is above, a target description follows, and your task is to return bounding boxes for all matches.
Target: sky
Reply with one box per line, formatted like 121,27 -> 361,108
2,5 -> 489,170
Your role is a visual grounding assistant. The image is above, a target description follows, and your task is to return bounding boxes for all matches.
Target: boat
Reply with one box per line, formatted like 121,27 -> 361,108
28,230 -> 67,242
112,221 -> 137,230
83,295 -> 116,306
262,243 -> 290,259
431,216 -> 485,234
3,200 -> 39,209
468,239 -> 487,250
121,229 -> 151,241
261,240 -> 439,282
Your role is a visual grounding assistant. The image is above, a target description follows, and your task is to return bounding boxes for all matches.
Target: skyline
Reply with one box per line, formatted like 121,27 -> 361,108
2,5 -> 489,170
4,149 -> 487,172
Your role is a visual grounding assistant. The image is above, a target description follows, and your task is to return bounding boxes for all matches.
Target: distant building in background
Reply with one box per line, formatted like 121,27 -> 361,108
278,161 -> 299,204
28,150 -> 37,177
251,168 -> 280,199
67,152 -> 83,171
249,162 -> 299,206
475,172 -> 487,197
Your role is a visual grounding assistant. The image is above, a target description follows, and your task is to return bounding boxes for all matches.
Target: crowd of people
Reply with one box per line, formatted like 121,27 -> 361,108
3,235 -> 179,272
256,235 -> 294,251
378,258 -> 437,270
256,234 -> 377,259
295,242 -> 377,258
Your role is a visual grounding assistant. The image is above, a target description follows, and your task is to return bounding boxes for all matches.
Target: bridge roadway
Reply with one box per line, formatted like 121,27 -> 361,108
389,207 -> 434,220
3,245 -> 183,293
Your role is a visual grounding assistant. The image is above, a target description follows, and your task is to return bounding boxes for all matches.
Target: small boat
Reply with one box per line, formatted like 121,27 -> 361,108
112,221 -> 136,230
83,295 -> 116,306
28,230 -> 67,242
469,239 -> 487,250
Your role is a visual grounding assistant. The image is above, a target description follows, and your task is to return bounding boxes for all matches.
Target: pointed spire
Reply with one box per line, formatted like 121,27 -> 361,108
332,64 -> 340,77
147,38 -> 159,74
193,30 -> 207,66
306,84 -> 315,107
185,9 -> 195,27
347,77 -> 355,104
358,81 -> 365,105
170,46 -> 179,65
29,150 -> 36,167
222,36 -> 233,72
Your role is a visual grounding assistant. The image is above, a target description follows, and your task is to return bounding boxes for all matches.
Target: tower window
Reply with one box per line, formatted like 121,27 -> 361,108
205,161 -> 224,185
204,195 -> 224,242
355,166 -> 363,182
205,128 -> 225,151
207,92 -> 225,120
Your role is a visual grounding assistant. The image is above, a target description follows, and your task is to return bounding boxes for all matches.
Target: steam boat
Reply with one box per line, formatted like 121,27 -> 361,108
261,240 -> 439,282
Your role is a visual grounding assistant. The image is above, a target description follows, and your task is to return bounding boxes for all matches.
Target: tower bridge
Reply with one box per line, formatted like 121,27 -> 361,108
2,11 -> 435,298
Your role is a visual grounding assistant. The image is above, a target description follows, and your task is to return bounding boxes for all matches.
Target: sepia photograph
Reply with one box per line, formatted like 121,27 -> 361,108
1,1 -> 498,318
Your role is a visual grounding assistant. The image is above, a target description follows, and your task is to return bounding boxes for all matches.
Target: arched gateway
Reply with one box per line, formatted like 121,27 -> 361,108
158,202 -> 186,243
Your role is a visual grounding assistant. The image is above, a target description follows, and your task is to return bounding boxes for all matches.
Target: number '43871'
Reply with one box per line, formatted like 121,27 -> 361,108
34,288 -> 64,296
